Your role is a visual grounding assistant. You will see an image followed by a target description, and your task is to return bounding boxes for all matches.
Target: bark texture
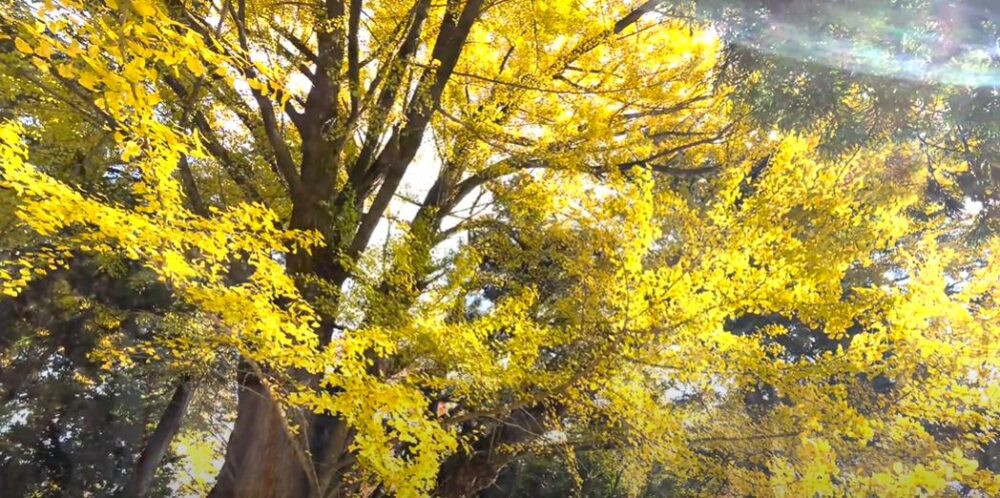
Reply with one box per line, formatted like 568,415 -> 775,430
209,371 -> 307,498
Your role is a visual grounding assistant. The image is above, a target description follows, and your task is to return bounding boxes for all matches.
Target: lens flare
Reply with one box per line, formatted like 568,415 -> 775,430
705,0 -> 1000,88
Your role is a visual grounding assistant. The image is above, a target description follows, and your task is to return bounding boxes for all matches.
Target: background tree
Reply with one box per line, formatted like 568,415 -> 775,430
668,0 -> 998,234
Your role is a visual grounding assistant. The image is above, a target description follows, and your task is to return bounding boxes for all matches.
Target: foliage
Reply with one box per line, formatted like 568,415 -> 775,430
0,0 -> 997,497
671,0 -> 998,232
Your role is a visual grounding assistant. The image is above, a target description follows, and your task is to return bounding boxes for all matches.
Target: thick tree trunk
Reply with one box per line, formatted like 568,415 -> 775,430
208,369 -> 308,498
207,196 -> 352,496
435,451 -> 515,498
434,407 -> 552,498
479,462 -> 520,498
122,376 -> 195,497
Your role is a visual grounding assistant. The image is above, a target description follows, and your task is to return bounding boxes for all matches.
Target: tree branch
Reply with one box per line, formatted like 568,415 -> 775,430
345,0 -> 485,257
231,0 -> 309,203
161,74 -> 264,203
347,0 -> 363,116
613,0 -> 663,34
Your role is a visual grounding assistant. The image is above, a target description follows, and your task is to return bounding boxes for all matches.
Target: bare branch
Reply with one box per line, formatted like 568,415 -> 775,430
614,0 -> 663,34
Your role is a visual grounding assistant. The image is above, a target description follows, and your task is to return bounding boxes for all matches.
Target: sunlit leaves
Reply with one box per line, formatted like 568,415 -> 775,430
1,0 -> 997,495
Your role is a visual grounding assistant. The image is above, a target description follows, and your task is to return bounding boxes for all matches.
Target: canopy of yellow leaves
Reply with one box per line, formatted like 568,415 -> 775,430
1,0 -> 996,496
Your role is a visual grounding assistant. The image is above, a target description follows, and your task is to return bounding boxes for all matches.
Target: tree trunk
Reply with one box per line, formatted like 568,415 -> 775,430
435,448 -> 515,498
209,199 -> 345,497
122,376 -> 195,497
207,197 -> 353,496
208,369 -> 308,498
434,407 -> 552,498
479,462 -> 520,498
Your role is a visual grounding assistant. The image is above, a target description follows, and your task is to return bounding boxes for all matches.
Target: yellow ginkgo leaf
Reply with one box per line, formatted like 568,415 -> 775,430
56,64 -> 76,79
34,40 -> 53,58
14,37 -> 33,55
185,56 -> 207,77
78,71 -> 100,90
131,0 -> 156,17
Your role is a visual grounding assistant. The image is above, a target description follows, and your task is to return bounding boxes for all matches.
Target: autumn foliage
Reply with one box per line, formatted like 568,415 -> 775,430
0,0 -> 997,496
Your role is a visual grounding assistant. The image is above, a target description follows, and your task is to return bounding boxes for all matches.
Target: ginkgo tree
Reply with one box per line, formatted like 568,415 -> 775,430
0,0 -> 997,497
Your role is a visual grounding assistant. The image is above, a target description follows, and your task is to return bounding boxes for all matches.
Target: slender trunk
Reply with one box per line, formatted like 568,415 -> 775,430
208,368 -> 307,498
122,376 -> 195,497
